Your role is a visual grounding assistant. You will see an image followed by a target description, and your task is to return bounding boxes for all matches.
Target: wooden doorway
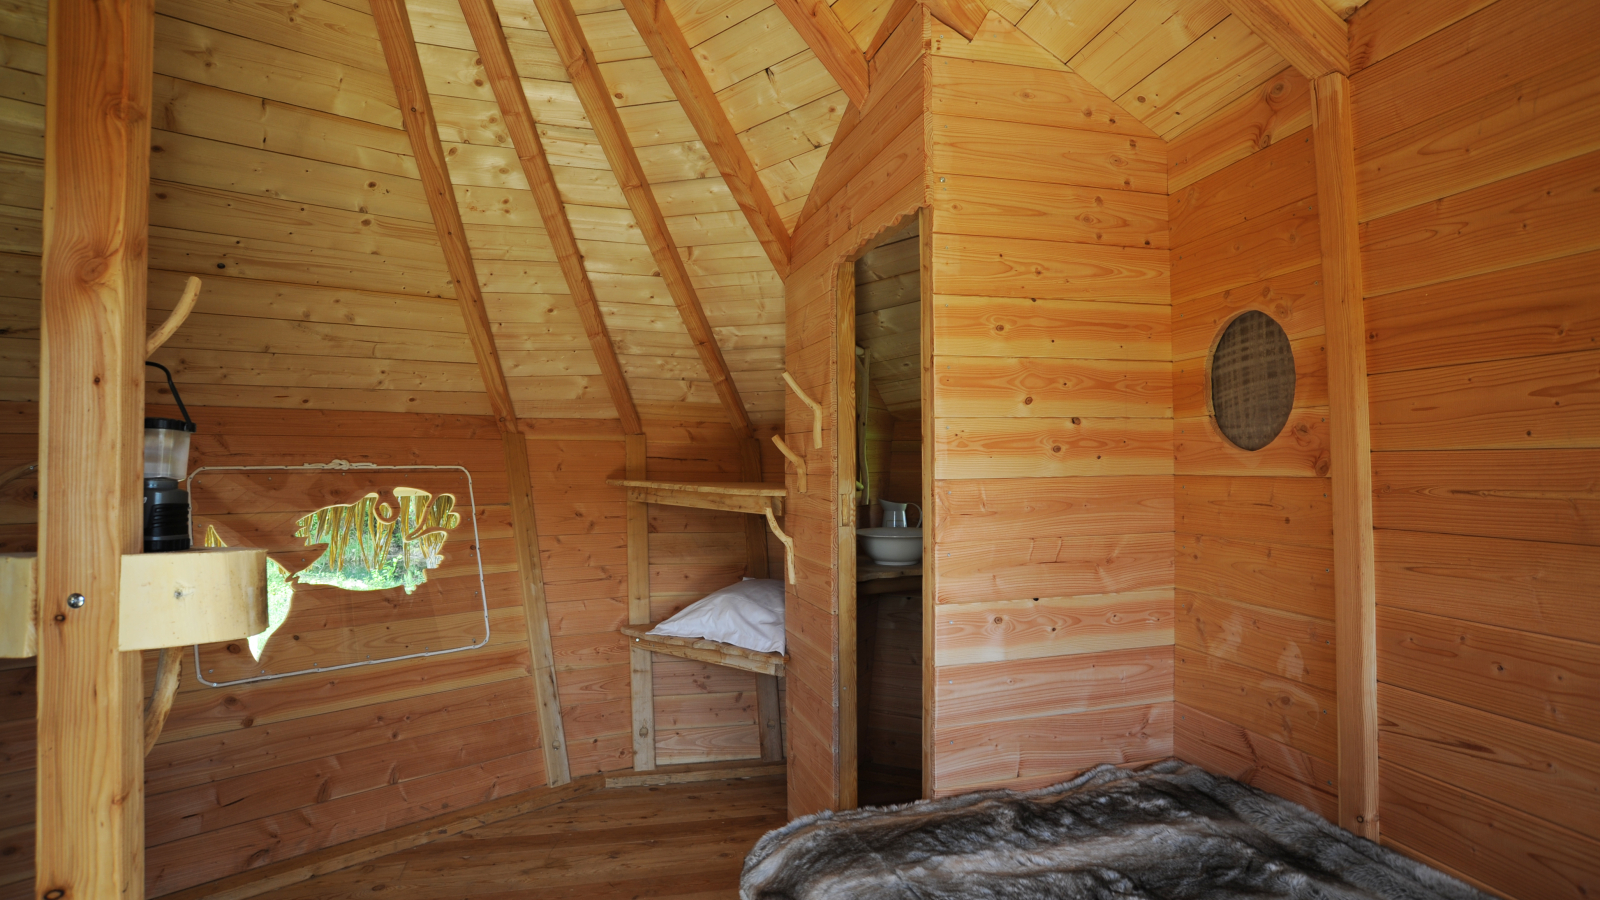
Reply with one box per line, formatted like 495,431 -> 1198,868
836,210 -> 929,808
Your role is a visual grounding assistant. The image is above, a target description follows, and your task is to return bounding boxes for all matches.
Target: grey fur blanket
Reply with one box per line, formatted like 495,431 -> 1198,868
742,761 -> 1490,900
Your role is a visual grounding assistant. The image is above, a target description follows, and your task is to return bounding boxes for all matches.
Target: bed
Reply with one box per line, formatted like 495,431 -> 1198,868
740,761 -> 1493,900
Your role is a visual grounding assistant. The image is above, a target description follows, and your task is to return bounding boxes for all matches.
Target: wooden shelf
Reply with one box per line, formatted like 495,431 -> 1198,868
0,553 -> 37,658
606,479 -> 785,516
119,547 -> 270,651
620,621 -> 786,677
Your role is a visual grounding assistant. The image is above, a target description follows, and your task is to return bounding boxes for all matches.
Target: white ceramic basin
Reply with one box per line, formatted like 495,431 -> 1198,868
858,527 -> 923,566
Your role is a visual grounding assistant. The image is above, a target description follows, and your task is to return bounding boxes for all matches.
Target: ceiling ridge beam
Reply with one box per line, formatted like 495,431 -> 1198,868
1221,0 -> 1349,77
370,0 -> 519,431
771,0 -> 870,109
534,0 -> 757,437
459,0 -> 643,435
622,0 -> 792,278
371,0 -> 572,789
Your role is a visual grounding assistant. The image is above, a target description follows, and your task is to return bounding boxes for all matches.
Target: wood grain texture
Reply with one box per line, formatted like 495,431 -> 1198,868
620,0 -> 791,276
457,0 -> 640,434
1167,66 -> 1311,192
1379,762 -> 1600,900
1378,683 -> 1600,838
1176,701 -> 1336,821
500,431 -> 570,784
533,0 -> 755,436
933,594 -> 1174,666
35,0 -> 152,893
1363,251 -> 1600,377
1220,0 -> 1348,78
371,0 -> 518,429
770,0 -> 869,107
1311,71 -> 1375,837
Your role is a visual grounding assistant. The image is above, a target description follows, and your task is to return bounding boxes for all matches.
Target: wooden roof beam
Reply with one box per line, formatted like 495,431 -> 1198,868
534,0 -> 757,437
1221,0 -> 1350,77
622,0 -> 792,277
459,0 -> 643,435
371,0 -> 519,431
771,0 -> 869,108
371,0 -> 572,788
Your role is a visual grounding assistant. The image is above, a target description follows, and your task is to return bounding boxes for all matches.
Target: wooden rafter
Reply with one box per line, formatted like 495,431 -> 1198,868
771,0 -> 869,109
621,0 -> 792,277
534,0 -> 756,436
458,0 -> 642,435
370,0 -> 571,786
924,0 -> 987,41
370,0 -> 518,430
1311,71 -> 1377,839
1221,0 -> 1349,77
36,0 -> 153,890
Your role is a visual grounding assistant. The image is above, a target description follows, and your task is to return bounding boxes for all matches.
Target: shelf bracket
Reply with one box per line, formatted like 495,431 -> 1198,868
771,435 -> 807,493
764,506 -> 796,585
146,275 -> 202,357
782,372 -> 823,449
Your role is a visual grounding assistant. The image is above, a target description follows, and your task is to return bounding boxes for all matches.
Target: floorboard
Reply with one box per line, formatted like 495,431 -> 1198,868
246,775 -> 788,900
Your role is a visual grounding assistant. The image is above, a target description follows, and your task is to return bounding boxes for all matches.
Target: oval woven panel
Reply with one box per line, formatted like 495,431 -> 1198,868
1210,311 -> 1296,451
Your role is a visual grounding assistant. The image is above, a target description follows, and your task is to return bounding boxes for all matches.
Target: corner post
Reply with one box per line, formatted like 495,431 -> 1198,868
36,0 -> 155,892
1311,70 -> 1378,839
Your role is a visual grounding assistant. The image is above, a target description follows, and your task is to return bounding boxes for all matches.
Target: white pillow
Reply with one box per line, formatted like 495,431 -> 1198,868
648,578 -> 785,654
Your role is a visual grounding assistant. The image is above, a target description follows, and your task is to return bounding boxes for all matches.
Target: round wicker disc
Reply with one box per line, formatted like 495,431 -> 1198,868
1210,311 -> 1296,452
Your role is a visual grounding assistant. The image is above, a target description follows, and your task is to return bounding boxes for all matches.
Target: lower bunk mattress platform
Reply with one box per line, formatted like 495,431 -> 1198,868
741,760 -> 1490,900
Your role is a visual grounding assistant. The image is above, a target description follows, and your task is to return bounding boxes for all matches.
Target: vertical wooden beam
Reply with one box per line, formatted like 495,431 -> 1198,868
624,433 -> 655,770
372,0 -> 570,785
770,0 -> 869,108
917,206 -> 934,801
620,0 -> 791,277
458,0 -> 643,435
738,437 -> 769,579
835,263 -> 858,810
36,0 -> 153,891
533,0 -> 756,437
502,431 -> 572,784
756,673 -> 783,762
1311,71 -> 1376,839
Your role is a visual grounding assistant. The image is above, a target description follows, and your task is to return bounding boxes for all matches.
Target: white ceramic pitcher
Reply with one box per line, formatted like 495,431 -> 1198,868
879,499 -> 921,528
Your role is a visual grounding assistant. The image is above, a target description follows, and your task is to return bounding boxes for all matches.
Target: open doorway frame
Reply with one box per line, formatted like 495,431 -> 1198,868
833,207 -> 934,809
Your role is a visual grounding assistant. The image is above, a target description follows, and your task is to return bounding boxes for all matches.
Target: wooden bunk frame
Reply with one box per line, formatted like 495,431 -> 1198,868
605,477 -> 790,771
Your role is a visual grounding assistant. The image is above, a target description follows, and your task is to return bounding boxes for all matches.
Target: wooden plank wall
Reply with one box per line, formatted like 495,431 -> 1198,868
1163,66 -> 1339,820
641,418 -> 785,766
1346,0 -> 1600,895
924,14 -> 1174,796
781,0 -> 929,818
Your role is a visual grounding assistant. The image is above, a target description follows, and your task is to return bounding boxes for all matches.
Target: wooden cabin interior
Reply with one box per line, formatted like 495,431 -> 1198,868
0,0 -> 1596,895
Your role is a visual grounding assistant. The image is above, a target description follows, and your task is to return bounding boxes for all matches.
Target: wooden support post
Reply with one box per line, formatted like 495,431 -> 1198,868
503,431 -> 572,784
372,0 -> 571,785
739,437 -> 770,578
624,433 -> 655,770
533,0 -> 756,437
756,673 -> 783,762
1311,71 -> 1377,839
36,0 -> 154,891
835,263 -> 858,810
620,0 -> 791,277
918,206 -> 935,801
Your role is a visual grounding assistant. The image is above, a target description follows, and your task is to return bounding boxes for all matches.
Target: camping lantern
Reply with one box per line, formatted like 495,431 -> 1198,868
144,362 -> 196,553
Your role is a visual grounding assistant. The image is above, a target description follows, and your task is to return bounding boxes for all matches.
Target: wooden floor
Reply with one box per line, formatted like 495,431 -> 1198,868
251,774 -> 788,900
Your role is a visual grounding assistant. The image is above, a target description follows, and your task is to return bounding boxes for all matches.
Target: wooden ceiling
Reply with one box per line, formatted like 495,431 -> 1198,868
0,0 -> 1370,426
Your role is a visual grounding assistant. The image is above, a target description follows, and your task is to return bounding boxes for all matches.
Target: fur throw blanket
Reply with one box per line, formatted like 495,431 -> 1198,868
742,761 -> 1490,900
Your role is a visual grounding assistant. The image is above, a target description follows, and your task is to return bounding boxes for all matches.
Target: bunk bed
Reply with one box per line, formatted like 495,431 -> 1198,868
605,478 -> 791,771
